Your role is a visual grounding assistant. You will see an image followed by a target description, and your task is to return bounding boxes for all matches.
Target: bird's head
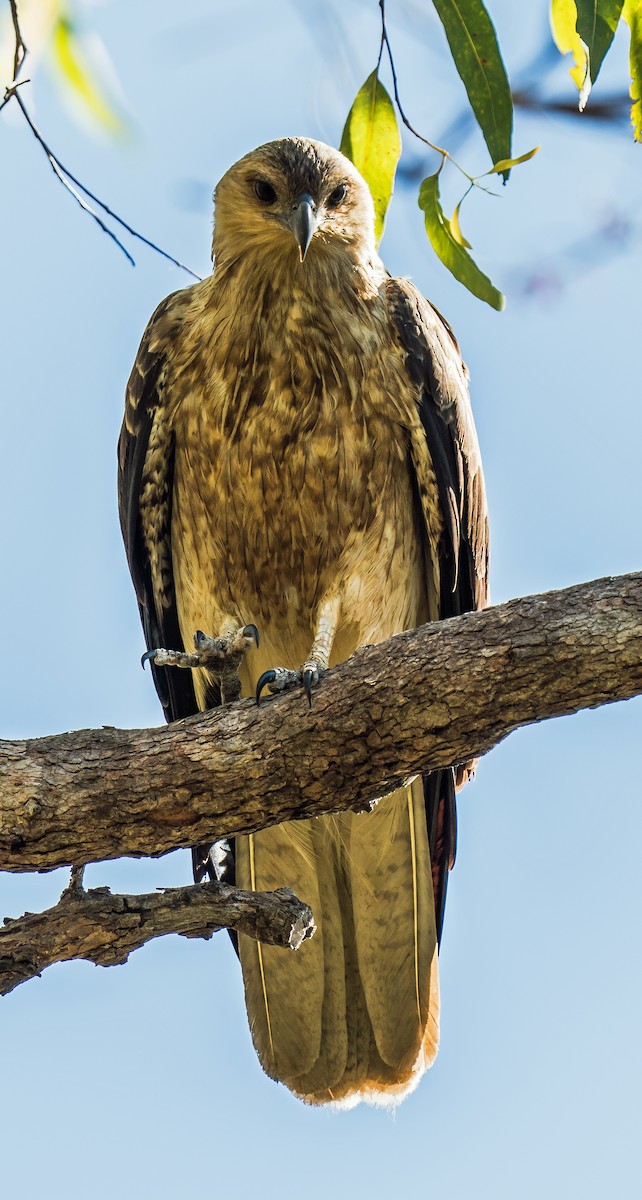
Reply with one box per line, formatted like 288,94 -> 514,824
212,137 -> 377,272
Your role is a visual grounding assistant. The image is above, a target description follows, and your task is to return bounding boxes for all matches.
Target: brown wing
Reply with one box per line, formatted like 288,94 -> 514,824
117,290 -> 200,725
387,277 -> 489,940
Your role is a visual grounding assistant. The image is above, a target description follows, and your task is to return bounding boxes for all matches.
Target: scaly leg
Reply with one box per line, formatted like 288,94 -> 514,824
143,620 -> 259,884
256,595 -> 340,707
143,622 -> 259,704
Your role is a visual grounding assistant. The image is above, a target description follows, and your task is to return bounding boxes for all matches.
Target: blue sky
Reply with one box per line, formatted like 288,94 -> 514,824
1,2 -> 640,1196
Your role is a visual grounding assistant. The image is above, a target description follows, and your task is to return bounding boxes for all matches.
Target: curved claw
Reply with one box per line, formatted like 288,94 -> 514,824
256,669 -> 277,705
243,623 -> 260,648
303,668 -> 315,709
141,649 -> 156,670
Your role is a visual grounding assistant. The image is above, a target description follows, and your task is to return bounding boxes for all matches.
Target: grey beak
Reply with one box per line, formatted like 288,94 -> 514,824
290,192 -> 318,261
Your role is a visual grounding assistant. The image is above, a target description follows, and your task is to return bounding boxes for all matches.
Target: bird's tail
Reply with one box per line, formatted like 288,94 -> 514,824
235,776 -> 441,1107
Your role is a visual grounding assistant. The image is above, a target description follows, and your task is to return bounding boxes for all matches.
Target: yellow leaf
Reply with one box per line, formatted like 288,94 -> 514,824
51,16 -> 125,136
451,201 -> 473,248
340,73 -> 402,246
550,0 -> 592,110
623,0 -> 642,140
486,145 -> 540,175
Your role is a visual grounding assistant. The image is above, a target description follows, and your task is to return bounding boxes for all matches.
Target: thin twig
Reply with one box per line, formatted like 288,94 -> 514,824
379,0 -> 448,162
9,0 -> 26,82
375,3 -> 385,73
378,0 -> 496,193
2,0 -> 202,279
13,91 -> 136,264
0,73 -> 28,114
13,92 -> 202,275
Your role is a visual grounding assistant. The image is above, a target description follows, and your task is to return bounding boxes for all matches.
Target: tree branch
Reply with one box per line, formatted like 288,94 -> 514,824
1,573 -> 640,875
0,880 -> 315,996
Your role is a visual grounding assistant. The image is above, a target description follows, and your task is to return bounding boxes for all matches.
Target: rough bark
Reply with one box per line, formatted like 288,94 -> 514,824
1,572 -> 640,996
0,881 -> 315,996
1,573 -> 640,875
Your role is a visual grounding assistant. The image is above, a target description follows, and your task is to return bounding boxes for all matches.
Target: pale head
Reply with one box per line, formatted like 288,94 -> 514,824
212,137 -> 377,270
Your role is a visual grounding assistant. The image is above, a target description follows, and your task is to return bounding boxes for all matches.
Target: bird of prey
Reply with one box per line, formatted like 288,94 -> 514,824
118,137 -> 488,1108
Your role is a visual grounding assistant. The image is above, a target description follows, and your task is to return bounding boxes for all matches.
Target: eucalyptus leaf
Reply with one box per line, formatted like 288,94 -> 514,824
451,201 -> 473,248
51,17 -> 125,136
576,0 -> 625,83
486,146 -> 540,175
431,0 -> 512,179
550,0 -> 592,109
340,72 -> 401,245
419,174 -> 505,311
623,0 -> 642,139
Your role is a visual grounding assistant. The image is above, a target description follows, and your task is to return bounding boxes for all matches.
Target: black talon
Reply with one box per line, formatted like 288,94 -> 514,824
243,623 -> 260,648
256,669 -> 277,705
141,649 -> 156,670
303,669 -> 314,708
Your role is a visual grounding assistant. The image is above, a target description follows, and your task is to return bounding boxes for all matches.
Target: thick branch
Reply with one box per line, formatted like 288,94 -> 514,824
1,573 -> 641,873
0,881 -> 315,996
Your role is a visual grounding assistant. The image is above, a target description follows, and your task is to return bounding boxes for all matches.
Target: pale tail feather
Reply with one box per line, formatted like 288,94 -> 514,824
235,777 -> 439,1106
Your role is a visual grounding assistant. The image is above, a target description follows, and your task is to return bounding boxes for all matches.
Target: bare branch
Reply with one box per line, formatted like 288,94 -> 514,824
11,92 -> 201,275
9,0 -> 26,83
12,92 -> 136,264
1,573 -> 640,875
1,1 -> 201,279
0,880 -> 315,996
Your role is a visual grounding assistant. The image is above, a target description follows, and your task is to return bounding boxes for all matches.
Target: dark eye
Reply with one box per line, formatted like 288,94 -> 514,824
327,183 -> 347,208
254,179 -> 277,204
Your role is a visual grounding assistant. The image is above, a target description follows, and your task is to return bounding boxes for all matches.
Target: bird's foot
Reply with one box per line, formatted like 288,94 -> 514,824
142,624 -> 259,703
142,624 -> 259,671
255,660 -> 325,708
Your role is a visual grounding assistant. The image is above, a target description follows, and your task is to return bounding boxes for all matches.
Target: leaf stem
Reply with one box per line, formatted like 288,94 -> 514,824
378,0 -> 475,184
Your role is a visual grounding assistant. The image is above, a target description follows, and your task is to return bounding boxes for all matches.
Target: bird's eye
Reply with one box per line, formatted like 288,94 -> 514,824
327,183 -> 347,208
254,179 -> 277,204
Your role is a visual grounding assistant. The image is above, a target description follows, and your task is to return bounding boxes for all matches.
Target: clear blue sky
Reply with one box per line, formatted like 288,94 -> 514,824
1,2 -> 640,1196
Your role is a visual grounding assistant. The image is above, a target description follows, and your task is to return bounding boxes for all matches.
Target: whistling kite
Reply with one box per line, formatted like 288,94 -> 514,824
118,138 -> 488,1107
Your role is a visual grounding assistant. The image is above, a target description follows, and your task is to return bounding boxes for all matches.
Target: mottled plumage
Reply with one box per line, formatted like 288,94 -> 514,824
118,137 -> 488,1106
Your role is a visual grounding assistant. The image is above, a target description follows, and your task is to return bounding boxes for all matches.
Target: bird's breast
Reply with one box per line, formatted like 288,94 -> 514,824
175,383 -> 403,600
167,287 -> 431,656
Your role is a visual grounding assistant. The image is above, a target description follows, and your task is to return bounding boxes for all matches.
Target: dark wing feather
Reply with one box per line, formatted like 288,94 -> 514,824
424,770 -> 457,946
118,292 -> 227,887
117,291 -> 199,726
387,277 -> 489,941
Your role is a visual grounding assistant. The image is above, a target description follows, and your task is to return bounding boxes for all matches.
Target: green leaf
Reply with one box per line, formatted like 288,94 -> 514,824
51,16 -> 125,136
551,0 -> 625,108
430,0 -> 513,179
418,174 -> 505,310
623,0 -> 642,139
340,72 -> 401,245
576,0 -> 625,83
551,0 -> 591,108
485,145 -> 540,174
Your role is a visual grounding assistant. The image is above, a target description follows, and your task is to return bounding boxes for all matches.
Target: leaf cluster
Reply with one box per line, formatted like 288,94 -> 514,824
340,0 -> 640,308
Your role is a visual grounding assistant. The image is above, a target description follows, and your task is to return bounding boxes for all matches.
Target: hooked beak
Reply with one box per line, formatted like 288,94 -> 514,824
289,192 -> 318,261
